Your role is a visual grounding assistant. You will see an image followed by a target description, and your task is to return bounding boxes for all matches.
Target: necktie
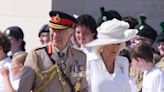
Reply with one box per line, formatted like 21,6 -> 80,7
58,52 -> 67,69
59,52 -> 65,63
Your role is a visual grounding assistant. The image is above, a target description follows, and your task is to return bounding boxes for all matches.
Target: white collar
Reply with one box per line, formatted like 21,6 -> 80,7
0,56 -> 11,67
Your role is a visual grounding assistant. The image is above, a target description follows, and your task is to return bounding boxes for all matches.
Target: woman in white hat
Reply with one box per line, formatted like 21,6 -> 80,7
86,18 -> 138,92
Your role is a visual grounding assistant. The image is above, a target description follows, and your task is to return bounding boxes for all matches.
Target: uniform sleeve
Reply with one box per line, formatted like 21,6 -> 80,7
80,53 -> 89,92
17,51 -> 36,92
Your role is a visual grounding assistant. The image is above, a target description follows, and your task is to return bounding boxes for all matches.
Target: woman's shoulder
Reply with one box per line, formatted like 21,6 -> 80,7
116,56 -> 129,64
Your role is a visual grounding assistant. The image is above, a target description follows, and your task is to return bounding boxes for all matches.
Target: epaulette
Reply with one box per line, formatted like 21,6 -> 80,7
70,46 -> 86,58
33,45 -> 47,51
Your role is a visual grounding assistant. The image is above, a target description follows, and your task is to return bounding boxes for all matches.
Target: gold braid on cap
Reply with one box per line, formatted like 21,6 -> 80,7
32,50 -> 66,92
48,23 -> 68,30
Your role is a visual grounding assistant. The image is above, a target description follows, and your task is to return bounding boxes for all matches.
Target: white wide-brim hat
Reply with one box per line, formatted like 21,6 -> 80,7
86,18 -> 138,47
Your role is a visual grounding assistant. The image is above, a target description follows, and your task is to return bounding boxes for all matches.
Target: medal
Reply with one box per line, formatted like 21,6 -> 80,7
74,82 -> 81,92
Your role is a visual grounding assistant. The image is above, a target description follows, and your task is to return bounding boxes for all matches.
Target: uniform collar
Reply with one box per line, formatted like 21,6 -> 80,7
54,45 -> 68,55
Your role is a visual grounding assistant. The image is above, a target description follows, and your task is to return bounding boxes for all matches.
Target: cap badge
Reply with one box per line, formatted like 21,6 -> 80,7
139,25 -> 144,30
54,14 -> 61,23
5,29 -> 10,35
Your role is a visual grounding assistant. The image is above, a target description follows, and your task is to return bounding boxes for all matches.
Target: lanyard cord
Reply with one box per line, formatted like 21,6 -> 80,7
45,47 -> 75,92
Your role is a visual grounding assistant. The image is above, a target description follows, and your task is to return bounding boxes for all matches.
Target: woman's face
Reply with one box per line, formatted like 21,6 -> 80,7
158,42 -> 164,56
103,43 -> 122,57
8,36 -> 22,51
75,26 -> 95,46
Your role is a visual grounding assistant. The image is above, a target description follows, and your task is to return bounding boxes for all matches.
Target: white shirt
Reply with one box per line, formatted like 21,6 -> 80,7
0,57 -> 12,92
86,53 -> 130,92
142,66 -> 164,92
129,77 -> 137,92
12,78 -> 20,90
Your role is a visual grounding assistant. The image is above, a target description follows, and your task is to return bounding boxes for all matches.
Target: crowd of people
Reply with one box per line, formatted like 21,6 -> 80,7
0,7 -> 164,92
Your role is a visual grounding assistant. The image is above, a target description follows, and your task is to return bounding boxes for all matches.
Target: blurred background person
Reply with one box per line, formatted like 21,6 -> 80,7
129,15 -> 160,92
97,7 -> 122,27
0,31 -> 12,92
122,16 -> 139,49
156,22 -> 164,71
0,52 -> 27,92
74,14 -> 97,49
38,24 -> 50,45
4,26 -> 26,59
130,15 -> 157,50
73,14 -> 98,68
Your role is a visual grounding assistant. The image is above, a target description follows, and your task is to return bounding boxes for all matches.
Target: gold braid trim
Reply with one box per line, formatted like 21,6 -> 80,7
32,51 -> 66,92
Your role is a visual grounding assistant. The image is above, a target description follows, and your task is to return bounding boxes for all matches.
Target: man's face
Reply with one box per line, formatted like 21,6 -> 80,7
158,42 -> 164,56
39,32 -> 50,45
49,28 -> 73,50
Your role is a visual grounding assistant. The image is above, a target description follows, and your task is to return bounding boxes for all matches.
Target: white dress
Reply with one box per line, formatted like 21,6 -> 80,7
0,57 -> 12,92
86,53 -> 131,92
142,66 -> 164,92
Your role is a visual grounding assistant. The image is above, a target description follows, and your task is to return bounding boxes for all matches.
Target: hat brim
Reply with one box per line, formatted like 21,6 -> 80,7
48,23 -> 69,30
86,29 -> 138,47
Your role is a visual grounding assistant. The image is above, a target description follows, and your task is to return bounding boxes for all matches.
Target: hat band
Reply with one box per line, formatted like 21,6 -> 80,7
51,17 -> 75,26
97,31 -> 125,39
48,23 -> 69,30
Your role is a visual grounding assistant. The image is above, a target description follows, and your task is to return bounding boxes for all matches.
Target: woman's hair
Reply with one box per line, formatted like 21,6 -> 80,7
13,51 -> 27,65
122,16 -> 138,29
4,26 -> 26,51
0,31 -> 11,53
21,40 -> 26,51
130,43 -> 153,62
76,14 -> 97,39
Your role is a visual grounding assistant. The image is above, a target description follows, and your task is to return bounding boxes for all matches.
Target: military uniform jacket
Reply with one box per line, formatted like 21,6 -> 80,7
17,45 -> 88,92
156,57 -> 164,71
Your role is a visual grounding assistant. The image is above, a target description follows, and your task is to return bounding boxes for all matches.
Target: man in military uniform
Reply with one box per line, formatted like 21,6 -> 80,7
18,11 -> 88,92
38,24 -> 50,45
156,22 -> 164,71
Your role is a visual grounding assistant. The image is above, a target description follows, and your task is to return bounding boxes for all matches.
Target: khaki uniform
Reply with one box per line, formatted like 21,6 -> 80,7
156,57 -> 164,71
18,45 -> 88,92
